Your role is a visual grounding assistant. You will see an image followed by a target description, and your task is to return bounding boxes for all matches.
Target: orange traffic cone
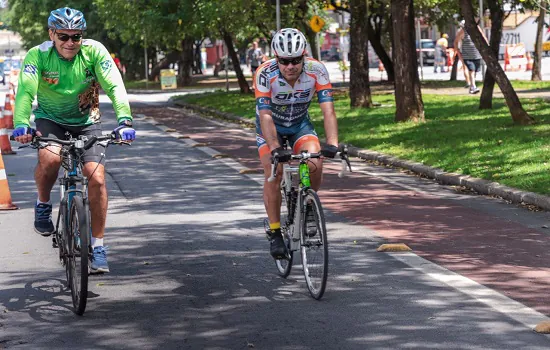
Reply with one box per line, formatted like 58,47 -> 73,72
0,107 -> 15,155
4,87 -> 14,129
378,59 -> 385,72
0,152 -> 18,210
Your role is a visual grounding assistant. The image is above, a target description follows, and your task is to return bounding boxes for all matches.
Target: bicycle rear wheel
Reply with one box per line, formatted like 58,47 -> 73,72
67,195 -> 89,315
275,228 -> 293,277
300,189 -> 328,300
265,216 -> 293,277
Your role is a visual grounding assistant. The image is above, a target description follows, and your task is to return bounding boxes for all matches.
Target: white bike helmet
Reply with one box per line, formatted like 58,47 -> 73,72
48,7 -> 87,31
271,28 -> 307,58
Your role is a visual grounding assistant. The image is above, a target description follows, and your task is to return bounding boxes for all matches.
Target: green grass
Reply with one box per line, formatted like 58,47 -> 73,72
124,80 -> 161,90
172,90 -> 550,195
172,91 -> 257,119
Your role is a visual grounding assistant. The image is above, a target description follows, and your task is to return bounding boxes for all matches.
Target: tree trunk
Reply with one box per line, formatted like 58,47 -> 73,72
297,0 -> 319,60
368,20 -> 394,82
532,1 -> 545,81
391,0 -> 424,122
349,0 -> 373,107
460,0 -> 534,125
178,38 -> 194,86
479,0 -> 504,110
150,51 -> 180,82
222,30 -> 251,94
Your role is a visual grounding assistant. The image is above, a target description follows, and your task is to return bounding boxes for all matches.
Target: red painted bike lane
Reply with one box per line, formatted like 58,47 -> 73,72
135,106 -> 550,316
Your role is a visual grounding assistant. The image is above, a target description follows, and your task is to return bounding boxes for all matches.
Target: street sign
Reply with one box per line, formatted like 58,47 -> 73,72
310,15 -> 325,33
160,69 -> 177,90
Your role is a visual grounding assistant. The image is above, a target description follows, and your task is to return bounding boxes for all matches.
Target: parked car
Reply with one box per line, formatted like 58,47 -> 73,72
416,39 -> 435,66
321,48 -> 340,61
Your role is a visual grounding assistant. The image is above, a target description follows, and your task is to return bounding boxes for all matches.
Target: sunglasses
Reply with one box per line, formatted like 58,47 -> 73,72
56,33 -> 83,42
278,56 -> 304,66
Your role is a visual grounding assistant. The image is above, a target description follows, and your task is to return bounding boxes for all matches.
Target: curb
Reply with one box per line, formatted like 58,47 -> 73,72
347,146 -> 550,211
167,103 -> 550,212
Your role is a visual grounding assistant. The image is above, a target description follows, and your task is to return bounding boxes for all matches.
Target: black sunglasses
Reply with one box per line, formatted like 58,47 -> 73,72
56,33 -> 83,42
278,56 -> 304,66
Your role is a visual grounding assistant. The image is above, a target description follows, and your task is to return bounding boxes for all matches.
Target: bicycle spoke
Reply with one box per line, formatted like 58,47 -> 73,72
300,190 -> 328,300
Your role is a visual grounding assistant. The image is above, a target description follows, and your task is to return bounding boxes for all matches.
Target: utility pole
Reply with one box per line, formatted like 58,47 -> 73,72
276,0 -> 281,30
416,18 -> 424,80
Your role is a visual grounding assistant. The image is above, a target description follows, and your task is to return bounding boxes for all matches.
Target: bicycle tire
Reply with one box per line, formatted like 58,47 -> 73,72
57,198 -> 70,282
300,189 -> 328,300
275,187 -> 294,277
67,195 -> 89,315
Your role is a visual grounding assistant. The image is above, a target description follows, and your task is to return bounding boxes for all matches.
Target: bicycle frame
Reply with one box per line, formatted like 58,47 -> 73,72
55,144 -> 88,246
280,153 -> 316,252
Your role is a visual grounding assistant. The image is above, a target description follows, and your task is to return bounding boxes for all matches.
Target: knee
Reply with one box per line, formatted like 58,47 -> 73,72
88,173 -> 106,190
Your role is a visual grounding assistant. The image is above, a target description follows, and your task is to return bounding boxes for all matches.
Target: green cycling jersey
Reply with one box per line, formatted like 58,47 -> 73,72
14,39 -> 132,128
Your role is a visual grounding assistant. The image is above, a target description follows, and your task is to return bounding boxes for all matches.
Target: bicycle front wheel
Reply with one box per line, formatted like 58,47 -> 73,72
67,195 -> 89,315
300,189 -> 328,300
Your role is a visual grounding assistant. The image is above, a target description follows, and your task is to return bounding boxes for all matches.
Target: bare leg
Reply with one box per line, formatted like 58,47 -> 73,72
261,153 -> 283,225
35,146 -> 62,202
82,163 -> 107,239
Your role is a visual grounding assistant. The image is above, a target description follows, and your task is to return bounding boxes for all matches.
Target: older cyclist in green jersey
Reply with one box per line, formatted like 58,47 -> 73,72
11,7 -> 136,274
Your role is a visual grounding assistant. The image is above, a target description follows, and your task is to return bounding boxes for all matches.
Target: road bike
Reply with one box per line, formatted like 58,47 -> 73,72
266,141 -> 351,299
14,132 -> 127,315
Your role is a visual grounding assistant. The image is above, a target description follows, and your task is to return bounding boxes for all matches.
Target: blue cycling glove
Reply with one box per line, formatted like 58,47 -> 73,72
113,120 -> 136,141
12,126 -> 35,138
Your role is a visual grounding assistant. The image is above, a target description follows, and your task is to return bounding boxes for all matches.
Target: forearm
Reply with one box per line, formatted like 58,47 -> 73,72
320,102 -> 338,146
259,111 -> 280,151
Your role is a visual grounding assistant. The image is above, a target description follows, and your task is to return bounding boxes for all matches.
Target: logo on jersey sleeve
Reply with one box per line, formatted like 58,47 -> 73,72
256,97 -> 271,110
24,64 -> 37,75
318,89 -> 334,103
99,60 -> 113,72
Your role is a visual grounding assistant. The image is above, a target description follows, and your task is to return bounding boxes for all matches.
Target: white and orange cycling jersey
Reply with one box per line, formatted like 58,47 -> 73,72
254,57 -> 334,129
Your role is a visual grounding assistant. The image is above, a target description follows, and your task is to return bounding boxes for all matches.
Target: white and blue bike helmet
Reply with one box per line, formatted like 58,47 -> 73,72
48,7 -> 87,31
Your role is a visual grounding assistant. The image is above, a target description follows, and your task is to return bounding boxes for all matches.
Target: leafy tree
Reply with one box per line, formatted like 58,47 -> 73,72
479,0 -> 505,109
460,0 -> 534,124
528,0 -> 547,81
349,0 -> 372,107
392,0 -> 424,122
328,0 -> 395,82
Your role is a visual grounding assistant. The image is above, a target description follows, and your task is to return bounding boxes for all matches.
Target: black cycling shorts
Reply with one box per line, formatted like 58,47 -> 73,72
35,118 -> 106,165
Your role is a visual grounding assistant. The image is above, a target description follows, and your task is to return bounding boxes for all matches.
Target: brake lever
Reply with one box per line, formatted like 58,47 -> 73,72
114,140 -> 132,146
343,153 -> 352,172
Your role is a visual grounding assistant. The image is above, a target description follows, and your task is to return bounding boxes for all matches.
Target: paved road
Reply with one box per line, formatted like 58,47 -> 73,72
1,94 -> 550,349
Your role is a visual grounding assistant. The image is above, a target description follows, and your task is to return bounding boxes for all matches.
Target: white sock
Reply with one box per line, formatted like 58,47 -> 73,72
91,237 -> 104,248
37,198 -> 51,205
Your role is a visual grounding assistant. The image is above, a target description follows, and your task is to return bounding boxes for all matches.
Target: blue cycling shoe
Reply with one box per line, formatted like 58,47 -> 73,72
34,202 -> 55,236
90,246 -> 110,274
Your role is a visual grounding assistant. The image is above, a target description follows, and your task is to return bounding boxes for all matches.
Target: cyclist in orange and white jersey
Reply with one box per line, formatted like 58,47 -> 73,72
255,28 -> 339,259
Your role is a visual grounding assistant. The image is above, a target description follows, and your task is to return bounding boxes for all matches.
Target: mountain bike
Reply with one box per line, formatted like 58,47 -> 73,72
13,132 -> 127,315
266,142 -> 351,300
